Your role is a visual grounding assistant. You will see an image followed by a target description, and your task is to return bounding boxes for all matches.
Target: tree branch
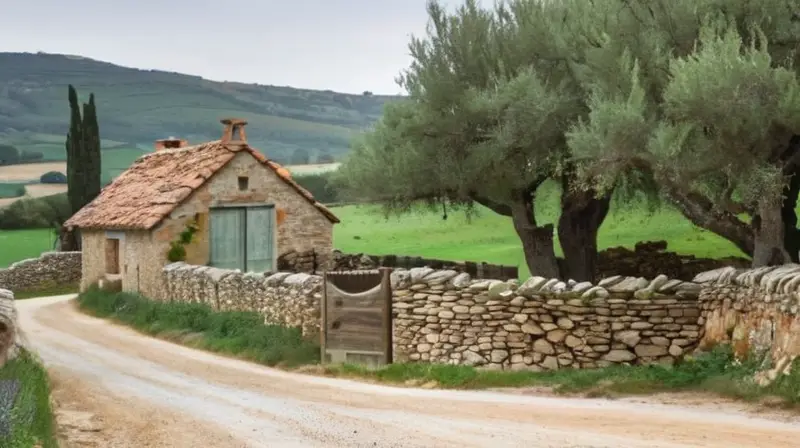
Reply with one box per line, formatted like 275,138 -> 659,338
468,193 -> 512,216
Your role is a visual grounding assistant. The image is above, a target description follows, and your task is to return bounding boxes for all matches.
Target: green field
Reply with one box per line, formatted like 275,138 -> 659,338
0,186 -> 745,274
0,229 -> 57,267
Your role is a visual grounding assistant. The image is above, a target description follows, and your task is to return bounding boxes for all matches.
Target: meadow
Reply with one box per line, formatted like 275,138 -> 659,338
0,182 -> 745,274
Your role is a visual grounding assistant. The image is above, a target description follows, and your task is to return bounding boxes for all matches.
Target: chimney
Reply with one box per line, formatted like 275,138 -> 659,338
221,118 -> 247,143
154,137 -> 188,151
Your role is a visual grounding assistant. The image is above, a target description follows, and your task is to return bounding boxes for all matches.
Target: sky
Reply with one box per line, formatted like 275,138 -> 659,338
0,0 -> 486,95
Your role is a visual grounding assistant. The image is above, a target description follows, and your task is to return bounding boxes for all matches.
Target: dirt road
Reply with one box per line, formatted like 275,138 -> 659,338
17,295 -> 800,447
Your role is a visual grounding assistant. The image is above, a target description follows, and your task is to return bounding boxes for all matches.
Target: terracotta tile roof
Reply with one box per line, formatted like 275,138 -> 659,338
64,141 -> 339,230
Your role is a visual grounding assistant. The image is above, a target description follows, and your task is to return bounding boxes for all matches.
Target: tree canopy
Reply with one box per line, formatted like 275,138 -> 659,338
338,0 -> 800,278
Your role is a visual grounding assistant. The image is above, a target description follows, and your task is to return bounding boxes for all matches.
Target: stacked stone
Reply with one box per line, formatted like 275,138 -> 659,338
162,263 -> 322,336
0,252 -> 81,291
392,268 -> 703,371
694,265 -> 800,370
277,249 -> 319,273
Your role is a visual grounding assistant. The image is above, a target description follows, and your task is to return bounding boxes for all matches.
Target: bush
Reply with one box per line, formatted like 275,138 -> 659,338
18,151 -> 43,162
77,287 -> 320,367
0,193 -> 70,229
0,351 -> 57,447
293,172 -> 339,204
0,144 -> 19,165
0,183 -> 26,199
39,171 -> 67,184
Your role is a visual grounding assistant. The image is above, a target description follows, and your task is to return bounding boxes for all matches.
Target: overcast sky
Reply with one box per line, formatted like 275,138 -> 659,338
0,0 -> 487,94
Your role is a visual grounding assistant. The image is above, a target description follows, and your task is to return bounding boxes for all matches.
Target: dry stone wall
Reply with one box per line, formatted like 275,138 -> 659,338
391,268 -> 703,370
160,262 -> 709,370
0,288 -> 25,367
695,265 -> 800,382
161,262 -> 322,336
0,251 -> 81,292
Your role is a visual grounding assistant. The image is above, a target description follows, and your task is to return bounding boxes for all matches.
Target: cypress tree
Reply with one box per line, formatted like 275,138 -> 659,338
62,85 -> 102,251
66,85 -> 83,216
81,94 -> 101,205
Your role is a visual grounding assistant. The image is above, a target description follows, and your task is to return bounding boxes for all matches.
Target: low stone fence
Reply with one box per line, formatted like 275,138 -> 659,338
392,269 -> 703,370
0,252 -> 81,292
332,251 -> 519,281
695,265 -> 800,381
161,263 -> 322,336
161,262 -> 707,370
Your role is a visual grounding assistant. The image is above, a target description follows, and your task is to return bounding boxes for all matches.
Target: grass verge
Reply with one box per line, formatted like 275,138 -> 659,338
0,350 -> 57,448
12,282 -> 79,300
77,288 -> 800,407
77,286 -> 319,367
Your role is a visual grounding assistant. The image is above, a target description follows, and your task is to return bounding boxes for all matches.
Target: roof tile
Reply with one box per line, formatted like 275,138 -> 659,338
64,140 -> 339,230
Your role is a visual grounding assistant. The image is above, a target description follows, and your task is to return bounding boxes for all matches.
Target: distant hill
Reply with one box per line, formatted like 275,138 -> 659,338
0,52 -> 401,163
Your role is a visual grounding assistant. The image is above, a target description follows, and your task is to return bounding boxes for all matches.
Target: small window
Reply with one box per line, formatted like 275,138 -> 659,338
238,176 -> 249,191
105,238 -> 120,274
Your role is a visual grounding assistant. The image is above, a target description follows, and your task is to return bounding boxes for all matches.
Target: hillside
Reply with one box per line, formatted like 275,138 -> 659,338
0,52 -> 400,163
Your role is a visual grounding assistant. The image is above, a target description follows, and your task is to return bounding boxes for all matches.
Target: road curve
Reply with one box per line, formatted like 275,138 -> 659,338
16,294 -> 800,448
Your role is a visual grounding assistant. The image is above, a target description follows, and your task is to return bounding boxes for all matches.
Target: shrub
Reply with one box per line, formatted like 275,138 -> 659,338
18,151 -> 43,162
0,144 -> 19,165
39,171 -> 67,184
0,193 -> 70,229
0,183 -> 26,199
0,350 -> 57,447
293,172 -> 339,204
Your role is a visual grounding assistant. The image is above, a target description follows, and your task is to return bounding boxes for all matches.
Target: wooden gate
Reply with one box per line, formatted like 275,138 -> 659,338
321,268 -> 392,367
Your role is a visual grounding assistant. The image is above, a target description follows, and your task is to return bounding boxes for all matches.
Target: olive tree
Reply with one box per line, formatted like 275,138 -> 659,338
566,0 -> 800,266
338,0 -> 611,280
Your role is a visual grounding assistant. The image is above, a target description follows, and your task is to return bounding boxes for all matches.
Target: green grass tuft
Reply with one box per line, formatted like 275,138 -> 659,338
326,347 -> 800,407
0,350 -> 57,448
76,286 -> 320,367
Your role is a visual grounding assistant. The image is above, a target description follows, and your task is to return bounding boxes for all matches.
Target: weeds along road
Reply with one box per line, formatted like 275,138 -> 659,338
17,294 -> 800,448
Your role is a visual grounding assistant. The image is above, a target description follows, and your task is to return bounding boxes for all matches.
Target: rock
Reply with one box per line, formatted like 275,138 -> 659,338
450,272 -> 472,288
490,349 -> 509,363
521,323 -> 545,335
546,329 -> 567,343
668,344 -> 684,357
602,350 -> 636,363
613,330 -> 641,347
572,281 -> 594,293
608,277 -> 649,292
462,351 -> 486,366
417,344 -> 432,353
598,275 -> 623,287
488,282 -> 512,300
423,269 -> 459,284
512,314 -> 528,324
533,339 -> 555,355
541,356 -> 559,370
518,276 -> 548,295
634,345 -> 668,357
650,336 -> 670,346
581,286 -> 609,299
556,317 -> 575,329
565,335 -> 583,348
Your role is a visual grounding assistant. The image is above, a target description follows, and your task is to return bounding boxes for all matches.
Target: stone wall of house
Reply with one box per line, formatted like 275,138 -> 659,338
161,262 -> 322,336
0,251 -> 81,292
392,268 -> 703,370
695,265 -> 800,381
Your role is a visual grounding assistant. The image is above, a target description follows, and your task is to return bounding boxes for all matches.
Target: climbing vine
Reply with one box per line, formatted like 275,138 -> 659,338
166,219 -> 199,262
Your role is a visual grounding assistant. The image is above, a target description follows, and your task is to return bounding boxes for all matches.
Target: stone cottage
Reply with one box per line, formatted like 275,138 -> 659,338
63,118 -> 339,298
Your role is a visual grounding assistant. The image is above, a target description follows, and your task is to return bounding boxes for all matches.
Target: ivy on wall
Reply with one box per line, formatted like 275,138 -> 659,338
167,219 -> 199,262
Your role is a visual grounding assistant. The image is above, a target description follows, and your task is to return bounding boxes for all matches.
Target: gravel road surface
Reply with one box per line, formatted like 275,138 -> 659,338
17,294 -> 800,447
